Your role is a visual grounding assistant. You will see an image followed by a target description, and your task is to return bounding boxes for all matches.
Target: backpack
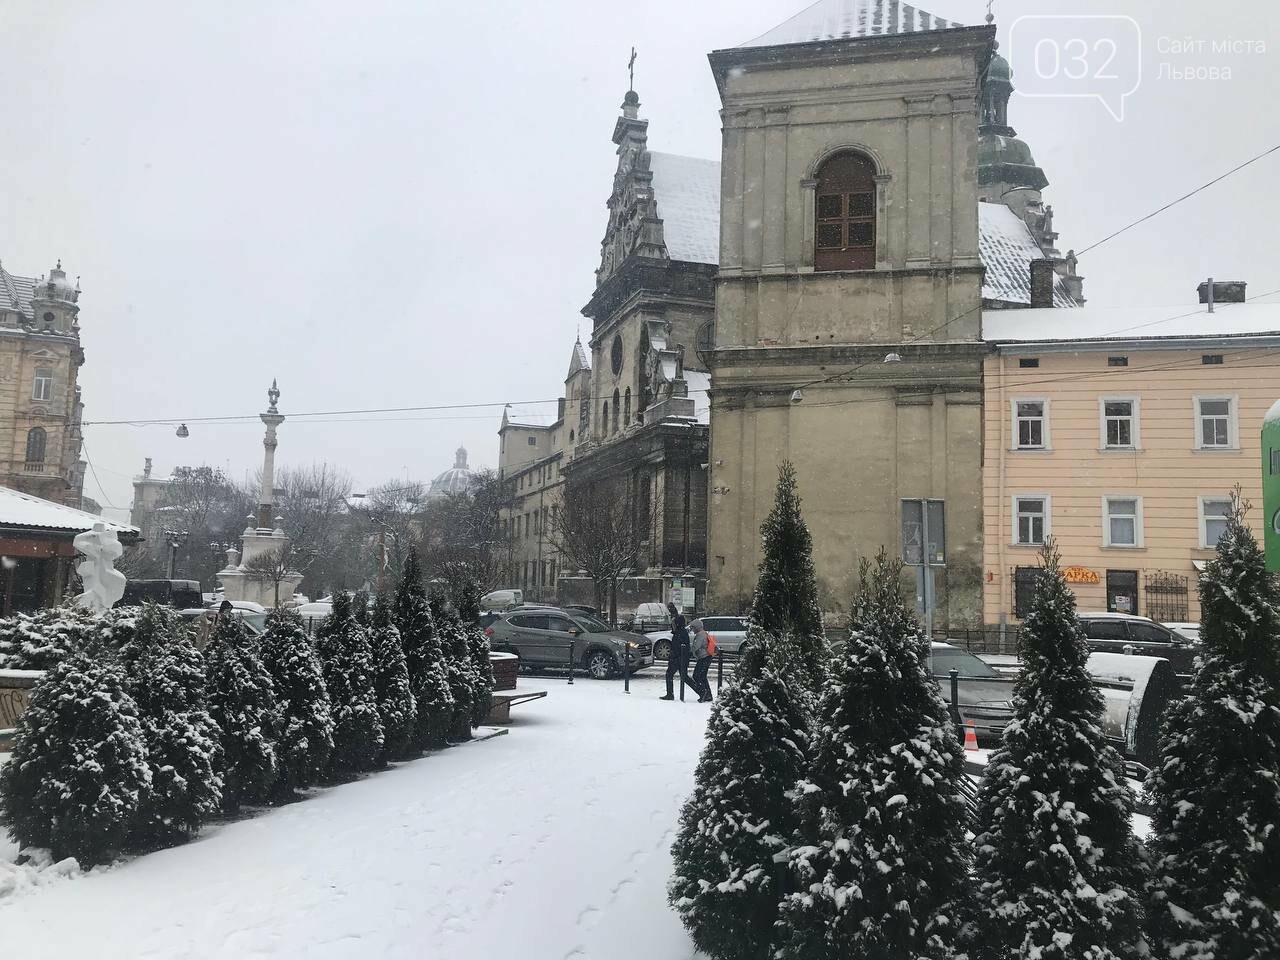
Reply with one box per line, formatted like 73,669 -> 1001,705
706,633 -> 717,656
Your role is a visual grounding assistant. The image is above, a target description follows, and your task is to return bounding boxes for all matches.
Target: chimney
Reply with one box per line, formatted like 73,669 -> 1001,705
1030,259 -> 1055,308
1198,279 -> 1247,306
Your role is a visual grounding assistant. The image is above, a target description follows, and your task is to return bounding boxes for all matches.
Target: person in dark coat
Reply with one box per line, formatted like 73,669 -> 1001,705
660,601 -> 695,701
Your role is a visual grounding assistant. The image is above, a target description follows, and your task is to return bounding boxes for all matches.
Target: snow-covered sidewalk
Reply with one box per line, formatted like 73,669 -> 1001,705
0,672 -> 709,960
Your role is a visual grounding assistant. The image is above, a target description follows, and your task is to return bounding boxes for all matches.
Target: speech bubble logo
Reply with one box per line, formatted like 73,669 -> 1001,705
1008,15 -> 1142,122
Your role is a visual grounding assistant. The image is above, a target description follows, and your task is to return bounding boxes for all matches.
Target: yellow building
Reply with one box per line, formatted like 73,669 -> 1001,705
982,283 -> 1278,627
0,260 -> 87,506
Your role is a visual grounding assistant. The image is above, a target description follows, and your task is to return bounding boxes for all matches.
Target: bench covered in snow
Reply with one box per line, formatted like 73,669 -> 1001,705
485,652 -> 546,724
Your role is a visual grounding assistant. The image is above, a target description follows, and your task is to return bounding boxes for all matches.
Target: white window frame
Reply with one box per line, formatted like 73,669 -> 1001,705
1198,495 -> 1233,549
1193,394 -> 1239,451
1011,397 -> 1051,451
1098,396 -> 1140,450
1101,495 -> 1144,548
31,367 -> 53,402
1011,494 -> 1051,546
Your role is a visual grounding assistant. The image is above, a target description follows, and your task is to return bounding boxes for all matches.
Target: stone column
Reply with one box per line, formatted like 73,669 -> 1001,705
256,380 -> 284,529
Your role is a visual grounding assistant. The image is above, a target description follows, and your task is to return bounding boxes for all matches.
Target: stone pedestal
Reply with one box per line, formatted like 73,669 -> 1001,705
217,525 -> 303,608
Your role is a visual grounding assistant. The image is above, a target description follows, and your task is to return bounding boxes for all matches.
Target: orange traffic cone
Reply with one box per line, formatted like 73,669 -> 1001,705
963,719 -> 979,752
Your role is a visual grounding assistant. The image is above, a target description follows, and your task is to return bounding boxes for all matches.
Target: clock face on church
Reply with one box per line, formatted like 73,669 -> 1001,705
611,335 -> 623,375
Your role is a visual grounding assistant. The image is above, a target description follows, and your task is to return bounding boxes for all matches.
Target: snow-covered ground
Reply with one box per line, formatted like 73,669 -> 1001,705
0,672 -> 710,960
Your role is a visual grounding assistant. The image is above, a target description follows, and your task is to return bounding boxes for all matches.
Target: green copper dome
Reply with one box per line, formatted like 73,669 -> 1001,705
977,134 -> 1048,191
985,50 -> 1011,84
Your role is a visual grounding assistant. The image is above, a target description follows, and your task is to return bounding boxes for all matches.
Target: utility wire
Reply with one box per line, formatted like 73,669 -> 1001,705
79,439 -> 121,511
1076,142 -> 1280,257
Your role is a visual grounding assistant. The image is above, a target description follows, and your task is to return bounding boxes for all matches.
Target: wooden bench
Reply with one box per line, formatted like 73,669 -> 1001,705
485,689 -> 548,724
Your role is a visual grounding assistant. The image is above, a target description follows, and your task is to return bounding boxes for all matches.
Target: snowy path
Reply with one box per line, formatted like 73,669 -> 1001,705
0,673 -> 709,959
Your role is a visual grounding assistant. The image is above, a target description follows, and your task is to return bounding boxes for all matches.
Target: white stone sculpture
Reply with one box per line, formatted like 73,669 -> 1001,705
73,522 -> 127,613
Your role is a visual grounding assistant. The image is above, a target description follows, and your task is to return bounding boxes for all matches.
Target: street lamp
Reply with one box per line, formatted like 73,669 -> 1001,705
163,528 -> 189,579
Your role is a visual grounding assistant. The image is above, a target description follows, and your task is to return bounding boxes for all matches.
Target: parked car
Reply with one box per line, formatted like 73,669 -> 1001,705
929,642 -> 1015,744
620,602 -> 670,635
118,579 -> 203,610
561,603 -> 599,617
483,608 -> 654,679
178,606 -> 268,648
480,589 -> 524,612
295,601 -> 333,629
1164,621 -> 1202,644
646,615 -> 751,661
1077,612 -> 1199,679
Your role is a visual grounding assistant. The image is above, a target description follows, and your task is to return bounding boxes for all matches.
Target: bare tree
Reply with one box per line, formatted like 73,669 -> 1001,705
241,543 -> 299,608
546,473 -> 648,625
269,463 -> 354,598
138,466 -> 252,588
419,468 -> 514,605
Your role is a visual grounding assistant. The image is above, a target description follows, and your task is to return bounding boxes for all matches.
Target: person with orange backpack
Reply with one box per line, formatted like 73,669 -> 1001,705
688,617 -> 714,703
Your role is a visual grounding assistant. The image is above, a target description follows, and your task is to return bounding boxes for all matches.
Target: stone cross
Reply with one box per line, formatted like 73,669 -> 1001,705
628,47 -> 637,92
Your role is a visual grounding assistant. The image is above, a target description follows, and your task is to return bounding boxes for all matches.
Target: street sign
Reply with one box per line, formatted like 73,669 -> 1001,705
1264,399 -> 1280,571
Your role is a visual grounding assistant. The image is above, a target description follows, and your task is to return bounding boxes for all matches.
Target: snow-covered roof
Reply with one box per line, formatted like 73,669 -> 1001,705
684,370 -> 711,425
0,264 -> 37,320
501,406 -> 557,429
0,486 -> 137,536
983,300 -> 1280,345
979,202 -> 1075,308
741,0 -> 963,47
649,152 -> 720,266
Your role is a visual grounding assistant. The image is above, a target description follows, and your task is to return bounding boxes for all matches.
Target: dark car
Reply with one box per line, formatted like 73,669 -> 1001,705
929,643 -> 1016,744
118,579 -> 203,610
1077,613 -> 1198,679
483,608 -> 653,679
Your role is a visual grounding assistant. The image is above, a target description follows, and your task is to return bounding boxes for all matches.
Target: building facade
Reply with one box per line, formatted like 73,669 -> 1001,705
982,285 -> 1279,627
705,8 -> 995,621
0,260 -> 87,506
497,89 -> 716,611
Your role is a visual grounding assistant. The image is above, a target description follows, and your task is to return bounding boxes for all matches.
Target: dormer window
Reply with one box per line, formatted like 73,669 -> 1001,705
815,151 -> 877,271
32,367 -> 53,402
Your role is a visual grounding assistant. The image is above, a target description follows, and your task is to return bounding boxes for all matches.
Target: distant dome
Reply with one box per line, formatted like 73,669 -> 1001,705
33,261 -> 79,304
985,51 -> 1011,84
978,133 -> 1048,190
427,446 -> 474,498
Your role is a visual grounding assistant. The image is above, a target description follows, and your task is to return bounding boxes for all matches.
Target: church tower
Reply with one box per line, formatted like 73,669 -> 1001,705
706,0 -> 994,623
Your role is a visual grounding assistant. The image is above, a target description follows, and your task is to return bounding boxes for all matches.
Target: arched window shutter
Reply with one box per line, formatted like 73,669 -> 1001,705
814,152 -> 877,271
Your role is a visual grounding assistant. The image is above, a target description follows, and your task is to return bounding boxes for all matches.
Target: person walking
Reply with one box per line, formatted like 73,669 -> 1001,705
688,617 -> 714,703
660,601 -> 694,701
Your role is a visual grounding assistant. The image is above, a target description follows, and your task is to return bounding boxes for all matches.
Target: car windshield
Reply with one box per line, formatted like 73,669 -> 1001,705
572,613 -> 612,633
930,647 -> 999,678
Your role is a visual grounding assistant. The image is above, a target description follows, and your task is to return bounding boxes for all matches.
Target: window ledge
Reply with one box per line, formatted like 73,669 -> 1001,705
1009,447 -> 1053,454
1011,542 -> 1046,548
1101,544 -> 1146,551
1098,446 -> 1142,454
1192,446 -> 1240,454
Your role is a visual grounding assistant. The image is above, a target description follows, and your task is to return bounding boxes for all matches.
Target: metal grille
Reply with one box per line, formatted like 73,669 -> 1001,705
1144,571 -> 1189,622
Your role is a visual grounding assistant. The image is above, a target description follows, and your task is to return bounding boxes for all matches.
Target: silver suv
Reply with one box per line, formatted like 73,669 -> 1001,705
483,608 -> 654,679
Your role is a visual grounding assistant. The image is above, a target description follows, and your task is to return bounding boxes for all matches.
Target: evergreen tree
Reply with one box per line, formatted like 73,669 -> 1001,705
117,604 -> 223,847
432,596 -> 477,742
0,604 -> 97,670
0,651 -> 152,867
747,461 -> 827,690
467,623 -> 495,727
970,541 -> 1146,960
776,551 -> 970,960
205,614 -> 278,812
393,550 -> 455,749
316,591 -> 384,778
668,645 -> 810,960
370,591 -> 417,761
260,607 -> 333,796
353,589 -> 371,628
1146,496 -> 1280,959
669,465 -> 821,960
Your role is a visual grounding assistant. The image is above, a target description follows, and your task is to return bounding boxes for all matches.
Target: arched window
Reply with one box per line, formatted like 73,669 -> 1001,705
25,427 -> 46,464
611,389 -> 621,434
602,401 -> 609,435
814,151 -> 876,271
624,387 -> 632,426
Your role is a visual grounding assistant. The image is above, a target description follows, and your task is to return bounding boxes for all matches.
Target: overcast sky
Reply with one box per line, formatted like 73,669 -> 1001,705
2,0 -> 1277,520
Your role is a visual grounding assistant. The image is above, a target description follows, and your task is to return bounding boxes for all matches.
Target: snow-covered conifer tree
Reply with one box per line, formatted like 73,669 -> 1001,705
431,596 -> 477,742
1146,495 -> 1280,959
453,579 -> 495,727
970,540 -> 1146,960
0,651 -> 152,867
117,604 -> 223,847
393,550 -> 454,749
669,464 -> 819,960
369,591 -> 417,761
260,607 -> 333,796
205,614 -> 278,812
746,461 -> 827,691
0,604 -> 97,670
316,591 -> 384,778
775,550 -> 970,960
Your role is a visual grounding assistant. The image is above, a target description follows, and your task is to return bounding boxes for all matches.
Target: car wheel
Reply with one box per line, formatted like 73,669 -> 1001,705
653,638 -> 672,661
586,649 -> 617,680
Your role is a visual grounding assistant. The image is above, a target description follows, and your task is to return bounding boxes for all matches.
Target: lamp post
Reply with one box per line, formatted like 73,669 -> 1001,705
164,528 -> 189,579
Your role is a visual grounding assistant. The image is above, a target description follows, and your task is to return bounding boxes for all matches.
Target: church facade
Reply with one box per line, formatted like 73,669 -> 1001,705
0,260 -> 88,507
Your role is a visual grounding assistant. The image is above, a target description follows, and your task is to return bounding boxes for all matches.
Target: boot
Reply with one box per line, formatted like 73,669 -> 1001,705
659,694 -> 674,701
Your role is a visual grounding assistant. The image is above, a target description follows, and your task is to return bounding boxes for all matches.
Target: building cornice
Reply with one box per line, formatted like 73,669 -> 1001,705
991,333 -> 1280,354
